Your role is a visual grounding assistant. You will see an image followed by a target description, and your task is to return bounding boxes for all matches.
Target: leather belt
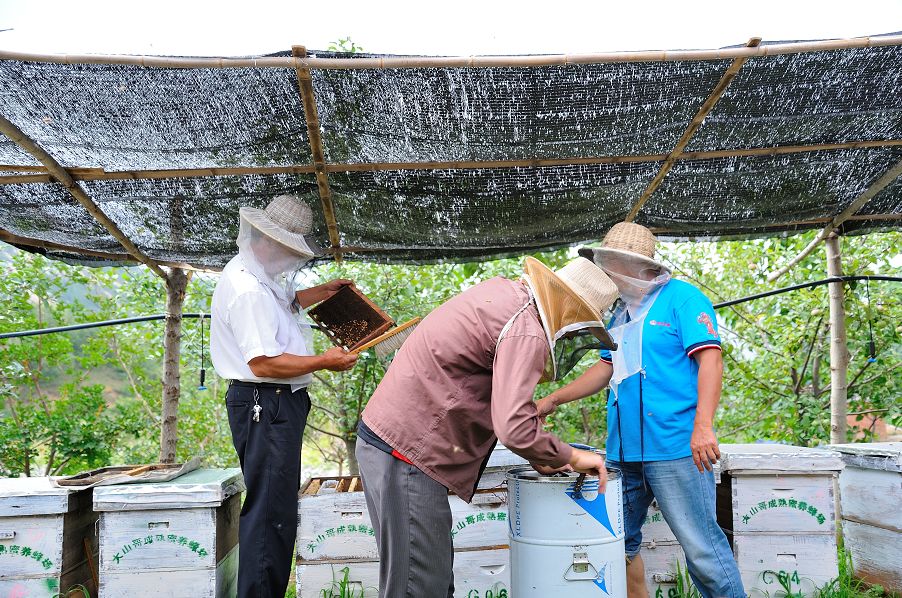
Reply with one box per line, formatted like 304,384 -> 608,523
228,380 -> 297,391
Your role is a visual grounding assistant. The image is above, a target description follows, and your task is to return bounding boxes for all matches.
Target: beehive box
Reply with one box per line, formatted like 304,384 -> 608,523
297,444 -> 524,597
92,468 -> 244,597
718,444 -> 843,596
298,479 -> 507,562
641,540 -> 685,598
297,480 -> 509,597
729,531 -> 838,595
830,442 -> 902,592
0,477 -> 98,597
308,284 -> 394,351
297,548 -> 509,598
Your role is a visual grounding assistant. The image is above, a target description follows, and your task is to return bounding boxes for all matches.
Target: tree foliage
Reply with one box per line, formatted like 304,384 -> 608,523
658,232 -> 901,445
0,229 -> 898,478
0,250 -> 235,476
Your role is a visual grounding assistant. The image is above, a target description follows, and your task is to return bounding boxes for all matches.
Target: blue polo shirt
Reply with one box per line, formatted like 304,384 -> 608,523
600,279 -> 721,462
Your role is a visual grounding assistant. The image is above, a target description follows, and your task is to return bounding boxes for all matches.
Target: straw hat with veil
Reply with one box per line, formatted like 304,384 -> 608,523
236,195 -> 323,308
578,222 -> 671,309
577,222 -> 674,399
522,257 -> 620,382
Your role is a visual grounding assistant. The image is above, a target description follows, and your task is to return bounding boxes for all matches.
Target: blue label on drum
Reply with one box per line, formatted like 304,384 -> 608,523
594,575 -> 609,594
565,482 -> 616,537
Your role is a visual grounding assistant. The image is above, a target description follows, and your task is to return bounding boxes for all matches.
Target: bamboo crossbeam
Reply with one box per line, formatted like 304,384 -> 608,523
0,165 -> 47,172
0,227 -> 219,271
1,35 -> 900,70
626,38 -> 761,222
679,139 -> 902,160
2,140 -> 902,187
0,164 -> 318,185
766,156 -> 902,282
0,173 -> 52,184
0,115 -> 168,278
0,167 -> 102,183
647,212 -> 902,235
3,214 -> 897,266
293,46 -> 342,262
0,227 -> 133,260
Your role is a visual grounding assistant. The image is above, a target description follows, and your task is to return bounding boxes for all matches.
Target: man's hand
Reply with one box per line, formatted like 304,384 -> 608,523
535,394 -> 558,423
531,462 -> 573,476
295,279 -> 355,309
690,423 -> 720,472
322,278 -> 354,296
569,448 -> 608,493
321,346 -> 358,372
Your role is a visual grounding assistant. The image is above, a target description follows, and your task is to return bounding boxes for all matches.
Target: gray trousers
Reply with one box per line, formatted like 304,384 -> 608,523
356,438 -> 455,598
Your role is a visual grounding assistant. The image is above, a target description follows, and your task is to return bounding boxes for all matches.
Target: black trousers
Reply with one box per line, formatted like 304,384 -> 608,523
226,382 -> 311,598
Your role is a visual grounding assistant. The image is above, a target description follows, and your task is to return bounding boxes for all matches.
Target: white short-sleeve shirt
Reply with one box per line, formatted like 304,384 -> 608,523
210,256 -> 313,390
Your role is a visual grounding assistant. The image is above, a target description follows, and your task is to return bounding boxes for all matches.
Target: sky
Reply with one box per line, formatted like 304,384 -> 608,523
1,0 -> 901,57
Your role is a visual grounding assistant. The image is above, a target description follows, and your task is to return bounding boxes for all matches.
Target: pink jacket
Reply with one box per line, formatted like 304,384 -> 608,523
362,277 -> 573,501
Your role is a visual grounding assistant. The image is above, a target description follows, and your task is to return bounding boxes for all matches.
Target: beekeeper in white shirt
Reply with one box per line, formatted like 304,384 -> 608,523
211,194 -> 357,598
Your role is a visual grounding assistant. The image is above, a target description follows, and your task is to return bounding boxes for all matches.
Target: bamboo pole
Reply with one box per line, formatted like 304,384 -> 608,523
0,227 -> 220,271
0,115 -> 168,278
680,139 -> 902,160
3,140 -> 902,187
648,212 -> 902,235
825,234 -> 849,444
0,165 -> 47,172
1,35 -> 900,69
0,227 -> 134,260
293,45 -> 342,262
0,164 -> 316,185
626,38 -> 761,222
0,174 -> 53,184
767,156 -> 902,282
160,268 -> 189,463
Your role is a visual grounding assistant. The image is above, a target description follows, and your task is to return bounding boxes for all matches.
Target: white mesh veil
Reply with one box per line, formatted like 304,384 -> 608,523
236,216 -> 317,350
236,215 -> 310,307
592,251 -> 670,315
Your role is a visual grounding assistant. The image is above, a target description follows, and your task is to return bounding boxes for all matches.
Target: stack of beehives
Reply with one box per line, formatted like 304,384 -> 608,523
0,478 -> 97,596
830,442 -> 901,593
718,444 -> 844,596
92,468 -> 244,597
296,445 -> 525,597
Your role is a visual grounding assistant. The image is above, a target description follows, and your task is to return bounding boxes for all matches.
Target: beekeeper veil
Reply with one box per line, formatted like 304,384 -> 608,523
236,195 -> 323,308
578,222 -> 671,316
522,257 -> 619,382
579,222 -> 672,397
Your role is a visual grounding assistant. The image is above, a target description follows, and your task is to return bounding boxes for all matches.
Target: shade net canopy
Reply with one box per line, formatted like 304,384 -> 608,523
0,37 -> 900,269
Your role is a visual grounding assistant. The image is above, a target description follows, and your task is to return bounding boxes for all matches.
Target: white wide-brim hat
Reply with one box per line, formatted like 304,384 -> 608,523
239,195 -> 322,259
578,222 -> 670,274
523,256 -> 619,349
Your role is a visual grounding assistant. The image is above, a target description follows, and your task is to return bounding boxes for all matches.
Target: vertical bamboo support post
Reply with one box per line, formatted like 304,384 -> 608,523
160,268 -> 189,463
825,234 -> 849,444
293,45 -> 343,262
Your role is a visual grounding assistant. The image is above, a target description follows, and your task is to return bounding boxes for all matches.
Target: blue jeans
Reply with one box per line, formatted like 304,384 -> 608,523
607,457 -> 745,598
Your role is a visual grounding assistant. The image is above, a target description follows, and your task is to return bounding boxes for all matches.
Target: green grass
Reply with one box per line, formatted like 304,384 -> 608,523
51,585 -> 90,598
318,565 -> 373,598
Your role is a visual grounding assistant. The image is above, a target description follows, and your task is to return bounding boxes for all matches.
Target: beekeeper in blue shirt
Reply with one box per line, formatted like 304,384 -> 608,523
537,222 -> 744,598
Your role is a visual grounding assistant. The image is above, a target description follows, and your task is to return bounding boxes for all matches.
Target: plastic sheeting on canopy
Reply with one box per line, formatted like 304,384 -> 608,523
0,39 -> 900,268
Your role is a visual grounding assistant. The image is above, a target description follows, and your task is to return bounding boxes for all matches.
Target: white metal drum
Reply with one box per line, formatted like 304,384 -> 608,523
507,466 -> 626,597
